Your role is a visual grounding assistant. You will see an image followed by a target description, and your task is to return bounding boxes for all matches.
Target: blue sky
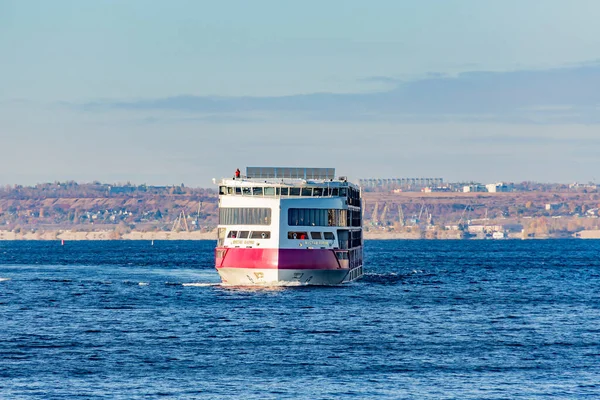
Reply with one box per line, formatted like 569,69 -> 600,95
1,0 -> 600,185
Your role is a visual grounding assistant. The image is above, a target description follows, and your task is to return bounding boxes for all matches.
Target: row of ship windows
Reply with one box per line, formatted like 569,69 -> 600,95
227,230 -> 271,239
219,186 -> 350,197
288,208 -> 361,227
225,231 -> 337,240
219,208 -> 272,226
287,231 -> 335,240
218,207 -> 361,227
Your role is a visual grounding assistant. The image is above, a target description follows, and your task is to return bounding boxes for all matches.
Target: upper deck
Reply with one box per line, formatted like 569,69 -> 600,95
218,167 -> 361,202
216,167 -> 363,255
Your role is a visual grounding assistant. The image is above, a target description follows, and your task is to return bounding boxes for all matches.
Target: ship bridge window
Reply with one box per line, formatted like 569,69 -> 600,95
250,231 -> 271,239
219,186 -> 227,195
310,232 -> 322,240
235,187 -> 242,195
253,187 -> 263,196
238,231 -> 250,239
280,187 -> 289,196
288,231 -> 308,240
290,187 -> 301,196
301,187 -> 312,196
264,187 -> 275,196
227,231 -> 237,238
324,232 -> 335,240
219,208 -> 272,225
242,187 -> 251,195
331,188 -> 339,196
228,187 -> 234,195
313,187 -> 323,197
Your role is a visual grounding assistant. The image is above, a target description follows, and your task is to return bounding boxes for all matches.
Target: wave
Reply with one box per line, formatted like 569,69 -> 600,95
361,272 -> 407,285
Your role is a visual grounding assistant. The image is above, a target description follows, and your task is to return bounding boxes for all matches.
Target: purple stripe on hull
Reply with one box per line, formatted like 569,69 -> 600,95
216,248 -> 342,270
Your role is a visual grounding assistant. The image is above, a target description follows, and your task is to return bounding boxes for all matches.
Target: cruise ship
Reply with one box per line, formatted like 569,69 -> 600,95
215,167 -> 363,285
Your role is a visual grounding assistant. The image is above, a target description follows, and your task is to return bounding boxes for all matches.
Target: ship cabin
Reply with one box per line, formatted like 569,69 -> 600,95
216,167 -> 363,270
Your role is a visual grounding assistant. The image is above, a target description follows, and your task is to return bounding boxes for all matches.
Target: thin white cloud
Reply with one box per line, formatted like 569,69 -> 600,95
80,63 -> 600,124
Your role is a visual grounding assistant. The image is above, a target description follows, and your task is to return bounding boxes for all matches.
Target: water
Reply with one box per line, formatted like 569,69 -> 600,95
1,240 -> 599,399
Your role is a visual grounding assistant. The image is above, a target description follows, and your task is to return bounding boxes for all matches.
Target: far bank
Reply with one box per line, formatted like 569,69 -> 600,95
2,229 -> 600,241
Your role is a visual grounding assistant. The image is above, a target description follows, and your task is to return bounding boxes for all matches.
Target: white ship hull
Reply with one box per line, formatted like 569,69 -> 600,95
218,266 -> 363,286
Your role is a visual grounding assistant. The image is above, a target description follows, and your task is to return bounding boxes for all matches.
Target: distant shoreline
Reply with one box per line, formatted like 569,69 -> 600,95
2,229 -> 600,240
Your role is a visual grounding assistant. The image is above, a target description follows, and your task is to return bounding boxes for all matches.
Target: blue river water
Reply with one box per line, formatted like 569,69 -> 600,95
0,240 -> 599,399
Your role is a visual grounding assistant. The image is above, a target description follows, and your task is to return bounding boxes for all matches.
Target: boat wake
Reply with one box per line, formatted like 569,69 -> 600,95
182,282 -> 221,287
0,277 -> 11,282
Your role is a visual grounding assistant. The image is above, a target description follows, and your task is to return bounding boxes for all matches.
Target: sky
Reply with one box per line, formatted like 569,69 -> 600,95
1,0 -> 600,186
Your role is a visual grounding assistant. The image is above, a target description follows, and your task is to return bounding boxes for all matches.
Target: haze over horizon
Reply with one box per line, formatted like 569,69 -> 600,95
2,0 -> 600,186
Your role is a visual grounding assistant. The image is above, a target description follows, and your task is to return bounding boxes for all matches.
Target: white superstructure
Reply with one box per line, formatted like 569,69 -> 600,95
215,167 -> 363,285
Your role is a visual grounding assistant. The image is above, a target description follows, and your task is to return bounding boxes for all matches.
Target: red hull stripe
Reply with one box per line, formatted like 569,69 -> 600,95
216,248 -> 341,270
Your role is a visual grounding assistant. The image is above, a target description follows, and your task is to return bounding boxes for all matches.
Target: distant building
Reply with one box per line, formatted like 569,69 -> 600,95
463,184 -> 486,193
486,182 -> 513,193
422,186 -> 452,193
359,178 -> 444,191
545,203 -> 563,211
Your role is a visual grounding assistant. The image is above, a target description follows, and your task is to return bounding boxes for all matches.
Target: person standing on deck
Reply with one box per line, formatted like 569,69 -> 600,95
235,168 -> 241,178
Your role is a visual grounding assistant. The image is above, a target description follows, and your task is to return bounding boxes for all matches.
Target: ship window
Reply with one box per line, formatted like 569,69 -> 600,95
228,187 -> 234,195
280,187 -> 289,196
288,208 -> 348,227
288,231 -> 308,240
339,188 -> 347,196
328,209 -> 336,226
324,232 -> 335,240
242,187 -> 251,195
310,232 -> 322,239
264,187 -> 275,196
313,187 -> 323,197
290,187 -> 300,196
219,208 -> 272,225
253,187 -> 263,196
238,231 -> 249,239
331,188 -> 339,196
250,231 -> 271,239
301,187 -> 312,196
235,187 -> 242,195
227,231 -> 238,238
217,228 -> 226,247
219,186 -> 227,195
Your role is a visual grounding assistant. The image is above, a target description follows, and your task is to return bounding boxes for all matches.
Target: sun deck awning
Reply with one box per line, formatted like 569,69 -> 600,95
246,167 -> 335,180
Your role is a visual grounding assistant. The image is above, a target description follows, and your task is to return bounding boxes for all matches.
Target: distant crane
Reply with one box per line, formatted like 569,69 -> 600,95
457,203 -> 471,226
397,204 -> 405,227
171,210 -> 189,232
371,202 -> 379,225
417,202 -> 426,223
380,203 -> 389,226
195,201 -> 203,229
